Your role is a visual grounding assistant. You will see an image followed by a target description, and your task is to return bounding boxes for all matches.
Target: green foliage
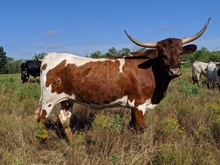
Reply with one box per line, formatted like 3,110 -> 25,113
112,113 -> 123,130
182,47 -> 220,64
106,47 -> 118,57
89,47 -> 131,58
0,46 -> 7,74
90,50 -> 103,58
0,75 -> 18,92
6,58 -> 23,74
179,80 -> 202,96
92,113 -> 110,128
35,123 -> 48,140
110,154 -> 120,165
12,161 -> 27,165
15,83 -> 40,100
208,51 -> 220,62
198,126 -> 211,139
71,134 -> 86,147
118,47 -> 131,55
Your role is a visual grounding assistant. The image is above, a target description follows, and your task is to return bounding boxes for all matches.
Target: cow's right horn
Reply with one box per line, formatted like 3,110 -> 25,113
181,17 -> 211,44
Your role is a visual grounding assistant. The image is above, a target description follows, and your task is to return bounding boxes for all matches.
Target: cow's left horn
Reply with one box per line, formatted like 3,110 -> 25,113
124,30 -> 157,48
182,17 -> 211,44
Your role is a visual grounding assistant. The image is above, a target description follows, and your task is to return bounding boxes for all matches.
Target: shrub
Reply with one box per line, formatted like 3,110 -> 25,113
112,113 -> 123,130
179,80 -> 202,96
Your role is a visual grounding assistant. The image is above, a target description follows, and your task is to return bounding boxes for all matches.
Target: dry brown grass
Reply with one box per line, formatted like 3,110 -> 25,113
0,69 -> 220,165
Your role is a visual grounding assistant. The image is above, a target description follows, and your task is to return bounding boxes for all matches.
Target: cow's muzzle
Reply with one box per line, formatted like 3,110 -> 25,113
169,68 -> 181,77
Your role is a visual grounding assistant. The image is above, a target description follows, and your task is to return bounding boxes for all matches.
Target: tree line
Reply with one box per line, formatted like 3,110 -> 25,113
0,46 -> 220,74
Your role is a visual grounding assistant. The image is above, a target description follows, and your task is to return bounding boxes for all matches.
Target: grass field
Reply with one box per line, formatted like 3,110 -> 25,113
0,68 -> 220,165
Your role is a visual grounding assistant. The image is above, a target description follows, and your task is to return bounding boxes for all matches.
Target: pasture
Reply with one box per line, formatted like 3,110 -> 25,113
0,67 -> 220,165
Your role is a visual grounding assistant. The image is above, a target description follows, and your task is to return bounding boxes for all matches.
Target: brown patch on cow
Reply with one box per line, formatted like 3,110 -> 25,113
46,60 -> 122,103
52,77 -> 62,87
42,63 -> 47,70
45,58 -> 155,105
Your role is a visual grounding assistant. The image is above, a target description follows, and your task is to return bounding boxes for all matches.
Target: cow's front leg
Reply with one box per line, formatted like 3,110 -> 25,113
35,104 -> 49,141
129,107 -> 145,132
58,109 -> 74,142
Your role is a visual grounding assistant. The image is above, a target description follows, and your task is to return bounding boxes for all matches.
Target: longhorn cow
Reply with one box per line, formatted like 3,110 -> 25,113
35,18 -> 210,141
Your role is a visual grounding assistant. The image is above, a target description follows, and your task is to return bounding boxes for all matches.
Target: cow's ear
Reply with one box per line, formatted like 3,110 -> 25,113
138,59 -> 154,69
182,44 -> 197,54
145,49 -> 158,59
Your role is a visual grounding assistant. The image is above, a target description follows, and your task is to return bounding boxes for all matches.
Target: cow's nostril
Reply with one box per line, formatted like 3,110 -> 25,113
169,69 -> 181,77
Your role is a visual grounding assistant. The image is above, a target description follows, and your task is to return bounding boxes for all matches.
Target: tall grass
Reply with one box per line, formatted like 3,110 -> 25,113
0,69 -> 220,165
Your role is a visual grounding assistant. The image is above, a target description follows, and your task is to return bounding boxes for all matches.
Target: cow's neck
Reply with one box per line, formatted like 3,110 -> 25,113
151,63 -> 172,104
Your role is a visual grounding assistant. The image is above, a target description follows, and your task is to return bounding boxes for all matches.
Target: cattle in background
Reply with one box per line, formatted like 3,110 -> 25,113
20,59 -> 42,83
192,61 -> 208,86
206,62 -> 220,91
35,18 -> 210,142
216,63 -> 220,91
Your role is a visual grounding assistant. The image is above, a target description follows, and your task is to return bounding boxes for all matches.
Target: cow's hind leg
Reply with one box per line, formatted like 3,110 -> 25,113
58,101 -> 74,142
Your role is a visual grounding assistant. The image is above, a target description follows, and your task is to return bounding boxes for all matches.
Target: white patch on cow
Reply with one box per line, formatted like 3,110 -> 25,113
60,110 -> 66,121
128,99 -> 135,107
41,82 -> 76,118
44,53 -> 125,73
128,54 -> 133,57
118,59 -> 125,73
137,99 -> 158,115
60,110 -> 71,121
68,55 -> 107,67
109,95 -> 128,106
77,95 -> 129,110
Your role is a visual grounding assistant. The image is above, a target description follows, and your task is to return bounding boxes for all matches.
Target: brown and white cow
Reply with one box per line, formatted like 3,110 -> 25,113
35,18 -> 210,141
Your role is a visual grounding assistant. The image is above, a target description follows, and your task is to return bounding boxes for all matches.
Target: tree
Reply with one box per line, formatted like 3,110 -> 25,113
6,58 -> 23,74
118,48 -> 131,55
90,51 -> 103,58
105,47 -> 118,57
0,46 -> 7,74
208,51 -> 220,62
33,52 -> 47,60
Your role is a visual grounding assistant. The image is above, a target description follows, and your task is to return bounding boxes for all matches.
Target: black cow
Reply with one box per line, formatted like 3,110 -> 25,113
20,60 -> 42,83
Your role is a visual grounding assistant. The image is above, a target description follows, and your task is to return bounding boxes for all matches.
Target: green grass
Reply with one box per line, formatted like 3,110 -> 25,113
0,70 -> 220,164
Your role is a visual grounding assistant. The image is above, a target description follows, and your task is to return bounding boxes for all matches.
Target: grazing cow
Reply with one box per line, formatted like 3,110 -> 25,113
192,61 -> 208,86
20,60 -> 42,83
206,62 -> 220,91
35,18 -> 210,142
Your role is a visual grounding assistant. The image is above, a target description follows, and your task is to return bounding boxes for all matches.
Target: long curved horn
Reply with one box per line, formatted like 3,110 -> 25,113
124,30 -> 157,48
182,17 -> 211,44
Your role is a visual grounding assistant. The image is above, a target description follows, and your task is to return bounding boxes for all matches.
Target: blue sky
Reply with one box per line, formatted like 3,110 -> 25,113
1,0 -> 220,60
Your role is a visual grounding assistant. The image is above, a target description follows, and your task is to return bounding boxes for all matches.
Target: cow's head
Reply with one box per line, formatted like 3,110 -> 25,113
125,17 -> 210,78
20,62 -> 29,83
